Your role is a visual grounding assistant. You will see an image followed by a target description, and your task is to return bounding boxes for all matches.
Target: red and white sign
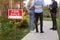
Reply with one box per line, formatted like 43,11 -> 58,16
8,9 -> 23,19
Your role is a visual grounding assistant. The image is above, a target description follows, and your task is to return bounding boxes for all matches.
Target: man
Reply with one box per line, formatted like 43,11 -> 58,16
49,0 -> 58,30
32,0 -> 44,33
26,0 -> 34,32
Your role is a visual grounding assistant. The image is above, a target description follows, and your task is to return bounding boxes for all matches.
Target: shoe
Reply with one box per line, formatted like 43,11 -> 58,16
50,28 -> 57,30
50,28 -> 54,30
40,31 -> 44,33
30,30 -> 34,33
36,31 -> 39,33
53,28 -> 57,30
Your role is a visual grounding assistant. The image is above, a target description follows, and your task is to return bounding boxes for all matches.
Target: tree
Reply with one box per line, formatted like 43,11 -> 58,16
14,0 -> 24,9
0,0 -> 9,16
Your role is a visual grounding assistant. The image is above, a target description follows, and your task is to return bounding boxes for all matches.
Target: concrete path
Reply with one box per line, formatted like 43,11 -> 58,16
22,21 -> 59,40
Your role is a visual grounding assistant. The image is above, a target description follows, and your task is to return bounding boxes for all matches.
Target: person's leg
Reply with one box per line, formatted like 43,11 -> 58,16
29,15 -> 32,31
53,13 -> 57,30
29,10 -> 34,32
35,13 -> 39,32
50,12 -> 57,30
39,13 -> 44,33
51,13 -> 54,29
29,15 -> 34,30
55,13 -> 57,30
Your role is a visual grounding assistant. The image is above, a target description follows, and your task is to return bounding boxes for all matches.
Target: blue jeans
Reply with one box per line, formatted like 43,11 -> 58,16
28,10 -> 34,31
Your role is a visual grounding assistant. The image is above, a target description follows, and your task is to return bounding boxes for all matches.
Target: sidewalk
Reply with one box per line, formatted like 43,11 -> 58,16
22,21 -> 59,40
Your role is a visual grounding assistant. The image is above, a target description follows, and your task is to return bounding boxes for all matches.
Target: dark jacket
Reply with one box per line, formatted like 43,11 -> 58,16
50,1 -> 58,13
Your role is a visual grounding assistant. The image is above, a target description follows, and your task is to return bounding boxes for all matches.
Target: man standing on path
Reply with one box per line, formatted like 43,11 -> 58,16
49,0 -> 58,30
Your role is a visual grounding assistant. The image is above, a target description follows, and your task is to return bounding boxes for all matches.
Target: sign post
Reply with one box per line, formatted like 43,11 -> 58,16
8,9 -> 23,40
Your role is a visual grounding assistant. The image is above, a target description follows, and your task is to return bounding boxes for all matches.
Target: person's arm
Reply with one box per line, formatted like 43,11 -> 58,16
52,1 -> 57,9
26,0 -> 32,10
50,1 -> 57,10
49,5 -> 52,10
29,0 -> 35,9
26,7 -> 29,11
34,5 -> 42,9
41,0 -> 44,8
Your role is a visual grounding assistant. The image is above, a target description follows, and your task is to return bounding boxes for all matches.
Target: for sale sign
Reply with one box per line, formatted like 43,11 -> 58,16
8,9 -> 23,19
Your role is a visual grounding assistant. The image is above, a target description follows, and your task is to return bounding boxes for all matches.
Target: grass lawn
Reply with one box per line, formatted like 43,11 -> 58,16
43,17 -> 60,40
57,19 -> 60,40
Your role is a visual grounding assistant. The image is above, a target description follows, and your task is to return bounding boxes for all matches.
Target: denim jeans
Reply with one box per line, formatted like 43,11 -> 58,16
28,10 -> 34,31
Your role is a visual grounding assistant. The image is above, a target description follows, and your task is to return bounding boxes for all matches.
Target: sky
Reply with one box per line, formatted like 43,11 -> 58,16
23,0 -> 60,6
44,0 -> 60,5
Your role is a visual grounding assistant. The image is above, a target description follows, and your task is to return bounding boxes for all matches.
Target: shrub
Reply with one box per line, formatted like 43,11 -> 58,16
0,11 -> 29,40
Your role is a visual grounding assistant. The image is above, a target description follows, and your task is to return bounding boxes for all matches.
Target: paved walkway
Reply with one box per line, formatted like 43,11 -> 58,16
22,21 -> 59,40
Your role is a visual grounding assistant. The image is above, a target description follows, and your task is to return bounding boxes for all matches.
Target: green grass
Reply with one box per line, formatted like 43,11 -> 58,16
43,17 -> 51,21
43,17 -> 60,40
57,19 -> 60,40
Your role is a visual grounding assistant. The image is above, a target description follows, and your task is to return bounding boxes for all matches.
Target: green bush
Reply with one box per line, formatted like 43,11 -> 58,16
43,7 -> 51,18
15,12 -> 29,28
0,11 -> 29,40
